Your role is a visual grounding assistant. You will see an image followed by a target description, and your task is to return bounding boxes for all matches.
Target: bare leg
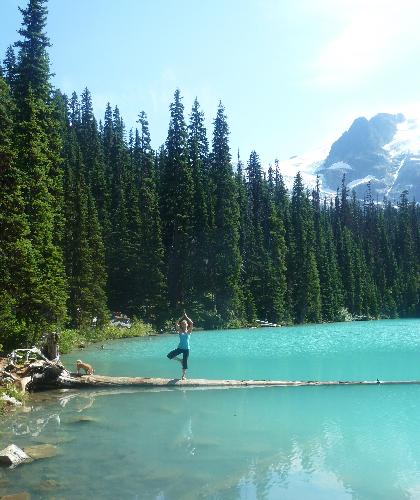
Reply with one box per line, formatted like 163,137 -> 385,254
173,357 -> 183,366
181,368 -> 186,380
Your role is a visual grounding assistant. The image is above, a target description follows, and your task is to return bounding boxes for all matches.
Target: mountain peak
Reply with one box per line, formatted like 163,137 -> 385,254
277,112 -> 419,201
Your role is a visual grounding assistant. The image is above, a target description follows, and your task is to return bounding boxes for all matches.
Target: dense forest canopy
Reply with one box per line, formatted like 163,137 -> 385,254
1,0 -> 419,350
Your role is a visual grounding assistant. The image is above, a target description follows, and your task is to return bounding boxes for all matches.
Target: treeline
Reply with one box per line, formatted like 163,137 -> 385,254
1,0 -> 420,350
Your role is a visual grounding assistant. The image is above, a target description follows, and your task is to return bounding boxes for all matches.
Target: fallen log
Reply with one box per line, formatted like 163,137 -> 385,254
54,374 -> 420,389
5,353 -> 420,392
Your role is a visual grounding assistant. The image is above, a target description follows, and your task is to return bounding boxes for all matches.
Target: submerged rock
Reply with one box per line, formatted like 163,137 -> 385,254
35,479 -> 60,492
68,416 -> 99,424
0,477 -> 10,487
0,445 -> 32,467
23,444 -> 58,460
34,435 -> 74,445
0,493 -> 31,500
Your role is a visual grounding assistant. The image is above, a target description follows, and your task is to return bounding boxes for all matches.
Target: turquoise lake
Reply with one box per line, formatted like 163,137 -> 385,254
2,319 -> 420,499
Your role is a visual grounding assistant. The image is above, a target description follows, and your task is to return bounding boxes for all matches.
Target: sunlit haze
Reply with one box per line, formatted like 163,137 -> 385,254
2,0 -> 420,164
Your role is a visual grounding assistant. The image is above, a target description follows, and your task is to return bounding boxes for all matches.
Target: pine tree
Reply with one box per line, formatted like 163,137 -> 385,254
0,77 -> 39,348
132,112 -> 167,324
106,106 -> 133,312
11,0 -> 67,342
312,177 -> 343,321
235,152 -> 256,322
187,98 -> 211,304
85,190 -> 108,325
80,88 -> 111,237
265,200 -> 288,323
396,191 -> 419,315
14,0 -> 51,104
62,96 -> 108,328
244,151 -> 270,319
289,172 -> 321,322
209,102 -> 244,323
2,46 -> 17,91
62,125 -> 92,327
160,89 -> 194,311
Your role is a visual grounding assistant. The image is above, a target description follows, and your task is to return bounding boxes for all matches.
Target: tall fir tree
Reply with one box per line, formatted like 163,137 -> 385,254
187,98 -> 211,305
2,46 -> 17,91
160,89 -> 194,311
209,102 -> 244,323
289,172 -> 321,322
134,112 -> 167,324
236,152 -> 256,322
80,88 -> 111,237
11,0 -> 67,342
62,95 -> 108,328
106,106 -> 133,312
312,176 -> 343,320
396,191 -> 419,315
0,77 -> 40,348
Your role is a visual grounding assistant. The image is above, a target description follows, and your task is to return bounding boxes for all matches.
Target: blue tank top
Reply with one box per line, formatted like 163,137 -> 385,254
178,332 -> 190,350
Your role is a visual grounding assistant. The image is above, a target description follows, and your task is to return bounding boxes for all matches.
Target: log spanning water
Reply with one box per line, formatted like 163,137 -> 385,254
56,374 -> 420,389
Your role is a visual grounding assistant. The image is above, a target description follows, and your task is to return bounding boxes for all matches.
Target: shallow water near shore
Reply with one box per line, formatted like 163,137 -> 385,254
2,319 -> 420,499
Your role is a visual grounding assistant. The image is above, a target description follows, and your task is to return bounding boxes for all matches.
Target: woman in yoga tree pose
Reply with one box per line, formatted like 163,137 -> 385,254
166,311 -> 193,380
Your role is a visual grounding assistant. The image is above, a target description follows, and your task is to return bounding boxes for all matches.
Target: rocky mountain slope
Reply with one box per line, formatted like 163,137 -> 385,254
278,113 -> 420,201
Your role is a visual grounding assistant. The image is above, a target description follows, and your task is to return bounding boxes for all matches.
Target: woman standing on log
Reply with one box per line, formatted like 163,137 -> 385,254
167,312 -> 193,380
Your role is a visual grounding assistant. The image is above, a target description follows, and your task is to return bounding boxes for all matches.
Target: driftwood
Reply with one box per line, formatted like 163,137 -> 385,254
1,350 -> 69,393
4,349 -> 420,392
54,374 -> 420,389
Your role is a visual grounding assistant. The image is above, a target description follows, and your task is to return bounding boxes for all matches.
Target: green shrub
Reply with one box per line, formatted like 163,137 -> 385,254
59,319 -> 154,354
0,383 -> 27,403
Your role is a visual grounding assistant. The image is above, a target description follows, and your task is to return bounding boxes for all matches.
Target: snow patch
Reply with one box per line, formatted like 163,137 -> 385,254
383,117 -> 420,157
347,175 -> 378,190
328,161 -> 353,171
276,146 -> 329,177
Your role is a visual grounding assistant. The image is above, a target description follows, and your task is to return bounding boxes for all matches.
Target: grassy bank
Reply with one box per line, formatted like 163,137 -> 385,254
60,320 -> 155,354
0,383 -> 26,414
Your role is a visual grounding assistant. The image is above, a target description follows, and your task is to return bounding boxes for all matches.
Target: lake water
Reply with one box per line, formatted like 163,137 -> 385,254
2,319 -> 420,499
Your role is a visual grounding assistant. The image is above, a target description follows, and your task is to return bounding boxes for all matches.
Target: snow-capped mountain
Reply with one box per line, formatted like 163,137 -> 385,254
278,113 -> 420,201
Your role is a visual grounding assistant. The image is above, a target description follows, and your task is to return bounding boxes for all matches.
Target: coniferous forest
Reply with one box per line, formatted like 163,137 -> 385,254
1,0 -> 419,350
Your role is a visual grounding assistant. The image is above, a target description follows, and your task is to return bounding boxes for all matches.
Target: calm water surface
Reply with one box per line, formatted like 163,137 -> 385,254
1,319 -> 420,499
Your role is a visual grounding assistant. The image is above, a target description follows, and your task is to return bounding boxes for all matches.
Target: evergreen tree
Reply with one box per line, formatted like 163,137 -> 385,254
187,98 -> 211,304
244,151 -> 270,319
14,0 -> 51,104
80,88 -> 110,235
312,177 -> 343,320
62,125 -> 93,327
265,200 -> 288,323
62,101 -> 108,328
85,190 -> 108,325
2,46 -> 17,91
289,172 -> 321,322
106,106 -> 133,312
134,112 -> 167,324
12,0 -> 67,342
236,152 -> 256,322
160,89 -> 194,310
396,191 -> 419,315
0,78 -> 39,348
209,102 -> 244,323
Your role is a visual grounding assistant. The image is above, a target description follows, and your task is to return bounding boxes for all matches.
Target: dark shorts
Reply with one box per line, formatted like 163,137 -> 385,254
167,348 -> 189,369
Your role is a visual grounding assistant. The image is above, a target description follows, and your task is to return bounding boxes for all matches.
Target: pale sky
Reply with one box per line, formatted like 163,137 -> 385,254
2,0 -> 420,165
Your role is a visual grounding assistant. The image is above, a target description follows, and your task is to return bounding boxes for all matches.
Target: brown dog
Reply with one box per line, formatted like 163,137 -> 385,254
76,359 -> 94,375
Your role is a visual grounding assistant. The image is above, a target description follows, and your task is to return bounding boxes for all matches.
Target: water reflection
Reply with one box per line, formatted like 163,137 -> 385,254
1,385 -> 420,499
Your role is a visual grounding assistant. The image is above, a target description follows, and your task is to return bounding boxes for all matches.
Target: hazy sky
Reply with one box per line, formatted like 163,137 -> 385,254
2,0 -> 420,165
